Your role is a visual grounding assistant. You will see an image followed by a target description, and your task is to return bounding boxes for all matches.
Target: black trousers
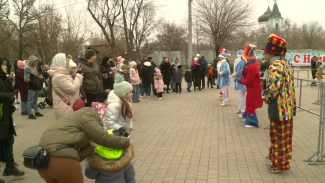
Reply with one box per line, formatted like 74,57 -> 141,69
85,92 -> 96,107
157,92 -> 163,98
0,135 -> 14,163
207,78 -> 213,88
152,81 -> 157,96
175,83 -> 182,93
201,77 -> 205,88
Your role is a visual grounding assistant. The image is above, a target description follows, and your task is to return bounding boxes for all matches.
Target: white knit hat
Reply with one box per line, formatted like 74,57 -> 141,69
113,73 -> 133,97
129,61 -> 137,68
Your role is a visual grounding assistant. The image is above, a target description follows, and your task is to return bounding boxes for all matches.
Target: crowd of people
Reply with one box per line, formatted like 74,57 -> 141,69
0,33 -> 298,183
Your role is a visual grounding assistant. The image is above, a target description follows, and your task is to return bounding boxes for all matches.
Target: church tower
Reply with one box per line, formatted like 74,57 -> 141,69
258,0 -> 283,33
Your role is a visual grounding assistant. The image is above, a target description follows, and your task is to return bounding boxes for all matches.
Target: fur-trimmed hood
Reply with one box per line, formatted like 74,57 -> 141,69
87,145 -> 134,172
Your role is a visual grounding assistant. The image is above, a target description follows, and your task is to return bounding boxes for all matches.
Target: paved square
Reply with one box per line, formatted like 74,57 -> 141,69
1,73 -> 325,183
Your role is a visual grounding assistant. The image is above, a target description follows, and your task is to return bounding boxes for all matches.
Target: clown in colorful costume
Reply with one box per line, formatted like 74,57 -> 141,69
263,34 -> 296,173
237,45 -> 263,128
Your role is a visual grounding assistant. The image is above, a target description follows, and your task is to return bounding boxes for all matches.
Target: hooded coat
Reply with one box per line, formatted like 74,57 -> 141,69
47,53 -> 83,120
216,59 -> 230,87
160,61 -> 172,84
154,74 -> 164,93
38,107 -> 130,162
0,58 -> 16,140
24,57 -> 41,91
129,67 -> 141,85
85,145 -> 135,183
140,62 -> 154,84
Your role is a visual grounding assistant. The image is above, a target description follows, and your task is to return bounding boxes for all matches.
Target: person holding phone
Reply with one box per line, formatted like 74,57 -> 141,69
47,53 -> 83,120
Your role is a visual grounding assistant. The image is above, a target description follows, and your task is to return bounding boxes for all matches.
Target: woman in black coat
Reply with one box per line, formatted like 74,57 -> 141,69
191,59 -> 202,91
160,57 -> 172,93
0,58 -> 24,182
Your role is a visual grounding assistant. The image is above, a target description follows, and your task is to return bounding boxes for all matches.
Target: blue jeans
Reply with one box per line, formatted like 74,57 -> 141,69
187,81 -> 192,89
27,90 -> 39,115
132,85 -> 140,102
20,101 -> 27,112
141,83 -> 151,96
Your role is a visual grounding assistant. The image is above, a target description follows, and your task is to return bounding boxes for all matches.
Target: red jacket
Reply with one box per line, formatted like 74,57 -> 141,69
207,68 -> 214,78
241,60 -> 263,114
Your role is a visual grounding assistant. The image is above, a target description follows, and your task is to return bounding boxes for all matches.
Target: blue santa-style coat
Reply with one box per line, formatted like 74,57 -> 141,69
216,59 -> 230,87
233,57 -> 247,91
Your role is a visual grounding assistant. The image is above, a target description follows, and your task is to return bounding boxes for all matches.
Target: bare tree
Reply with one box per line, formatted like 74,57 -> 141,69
194,0 -> 253,55
300,22 -> 324,49
7,0 -> 39,59
0,0 -> 12,43
156,21 -> 187,56
34,5 -> 62,64
134,2 -> 156,57
87,0 -> 122,53
61,6 -> 88,60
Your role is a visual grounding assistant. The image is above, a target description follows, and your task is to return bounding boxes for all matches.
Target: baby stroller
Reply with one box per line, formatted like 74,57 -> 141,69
38,87 -> 53,109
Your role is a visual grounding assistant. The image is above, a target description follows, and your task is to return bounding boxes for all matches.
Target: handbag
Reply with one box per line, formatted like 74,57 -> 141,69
54,90 -> 85,111
22,145 -> 76,170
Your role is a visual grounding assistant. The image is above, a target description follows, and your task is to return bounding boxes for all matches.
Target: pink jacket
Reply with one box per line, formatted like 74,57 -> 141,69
91,102 -> 108,124
129,68 -> 141,85
154,75 -> 164,93
47,66 -> 83,120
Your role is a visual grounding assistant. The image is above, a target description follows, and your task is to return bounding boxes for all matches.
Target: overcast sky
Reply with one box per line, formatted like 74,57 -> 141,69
35,0 -> 325,29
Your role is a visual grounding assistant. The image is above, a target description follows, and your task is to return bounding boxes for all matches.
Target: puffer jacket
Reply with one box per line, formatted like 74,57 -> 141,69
154,75 -> 164,93
85,145 -> 135,183
38,107 -> 130,161
103,91 -> 133,133
79,58 -> 103,94
47,66 -> 83,120
129,68 -> 141,85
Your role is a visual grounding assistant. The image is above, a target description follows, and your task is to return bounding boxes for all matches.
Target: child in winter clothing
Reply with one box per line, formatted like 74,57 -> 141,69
206,64 -> 214,88
154,69 -> 164,99
91,91 -> 109,124
85,128 -> 135,183
129,61 -> 141,103
185,67 -> 192,92
103,73 -> 134,134
175,65 -> 183,93
315,65 -> 325,82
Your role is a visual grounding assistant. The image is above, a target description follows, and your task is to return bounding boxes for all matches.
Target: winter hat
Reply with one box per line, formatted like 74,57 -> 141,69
113,73 -> 133,97
84,49 -> 96,60
237,49 -> 243,57
242,44 -> 256,60
262,34 -> 287,56
218,53 -> 227,59
17,60 -> 25,69
116,56 -> 124,64
68,59 -> 77,70
196,54 -> 200,57
121,64 -> 129,70
129,61 -> 137,68
96,91 -> 109,102
143,61 -> 151,67
208,63 -> 212,68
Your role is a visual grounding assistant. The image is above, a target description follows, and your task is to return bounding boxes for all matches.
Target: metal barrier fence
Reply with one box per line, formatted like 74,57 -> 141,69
294,78 -> 325,165
294,69 -> 311,87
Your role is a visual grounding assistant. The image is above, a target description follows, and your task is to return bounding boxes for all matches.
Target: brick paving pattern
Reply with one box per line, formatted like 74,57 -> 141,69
1,73 -> 325,182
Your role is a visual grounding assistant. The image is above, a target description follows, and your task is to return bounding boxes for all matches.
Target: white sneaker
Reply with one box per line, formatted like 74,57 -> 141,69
245,125 -> 253,128
147,95 -> 150,98
221,102 -> 227,106
140,95 -> 144,98
158,98 -> 163,100
238,114 -> 243,118
227,98 -> 230,102
14,123 -> 16,127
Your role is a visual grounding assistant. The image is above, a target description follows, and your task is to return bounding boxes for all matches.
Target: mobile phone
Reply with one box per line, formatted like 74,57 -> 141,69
123,131 -> 129,137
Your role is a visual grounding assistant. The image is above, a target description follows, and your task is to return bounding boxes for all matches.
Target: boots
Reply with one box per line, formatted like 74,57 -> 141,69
3,160 -> 24,176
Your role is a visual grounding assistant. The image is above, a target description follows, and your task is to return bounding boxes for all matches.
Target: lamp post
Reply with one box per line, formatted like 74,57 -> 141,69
188,0 -> 193,67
